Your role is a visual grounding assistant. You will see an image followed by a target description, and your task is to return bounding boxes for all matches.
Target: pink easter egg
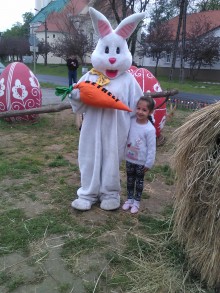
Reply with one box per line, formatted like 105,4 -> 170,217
128,66 -> 167,138
0,62 -> 42,122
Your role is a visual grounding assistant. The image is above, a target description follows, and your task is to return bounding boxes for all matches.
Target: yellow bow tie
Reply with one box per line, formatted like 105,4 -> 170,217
90,68 -> 110,86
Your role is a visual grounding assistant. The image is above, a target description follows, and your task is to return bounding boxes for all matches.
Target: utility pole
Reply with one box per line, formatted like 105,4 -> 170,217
169,0 -> 185,81
30,24 -> 38,74
44,20 -> 48,66
179,0 -> 188,83
34,8 -> 48,66
33,30 -> 36,74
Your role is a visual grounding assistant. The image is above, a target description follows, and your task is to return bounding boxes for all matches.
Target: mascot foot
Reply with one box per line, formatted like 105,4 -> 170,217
71,198 -> 92,211
100,198 -> 120,211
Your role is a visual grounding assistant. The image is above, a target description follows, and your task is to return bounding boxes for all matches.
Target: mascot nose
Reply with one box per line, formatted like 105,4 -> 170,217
109,58 -> 116,64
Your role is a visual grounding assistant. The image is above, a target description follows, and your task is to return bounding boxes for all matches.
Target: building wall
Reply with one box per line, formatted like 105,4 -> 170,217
136,55 -> 220,71
36,30 -> 66,64
37,53 -> 65,64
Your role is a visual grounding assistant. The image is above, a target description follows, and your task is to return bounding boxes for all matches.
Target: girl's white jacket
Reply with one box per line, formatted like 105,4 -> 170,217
126,117 -> 156,169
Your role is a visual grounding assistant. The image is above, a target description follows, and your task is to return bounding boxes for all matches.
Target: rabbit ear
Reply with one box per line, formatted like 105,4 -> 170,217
114,12 -> 146,39
89,7 -> 113,38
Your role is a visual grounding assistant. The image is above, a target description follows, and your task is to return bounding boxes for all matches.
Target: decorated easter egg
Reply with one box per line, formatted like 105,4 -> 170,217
0,62 -> 42,122
128,66 -> 166,138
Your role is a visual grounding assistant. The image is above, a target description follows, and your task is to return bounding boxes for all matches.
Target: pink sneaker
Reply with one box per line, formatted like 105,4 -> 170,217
130,205 -> 139,214
122,200 -> 133,211
130,200 -> 140,214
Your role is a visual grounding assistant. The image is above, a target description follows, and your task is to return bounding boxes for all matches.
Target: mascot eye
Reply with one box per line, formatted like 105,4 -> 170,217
116,47 -> 120,54
105,46 -> 109,54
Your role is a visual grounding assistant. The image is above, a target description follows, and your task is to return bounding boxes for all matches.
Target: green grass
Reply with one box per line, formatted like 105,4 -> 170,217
138,214 -> 171,234
26,63 -> 93,79
5,275 -> 25,292
159,75 -> 220,96
57,283 -> 72,293
0,156 -> 43,180
48,155 -> 71,168
145,164 -> 175,185
0,209 -> 74,256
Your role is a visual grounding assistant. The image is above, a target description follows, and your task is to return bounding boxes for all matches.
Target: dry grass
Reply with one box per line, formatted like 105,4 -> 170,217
171,102 -> 220,288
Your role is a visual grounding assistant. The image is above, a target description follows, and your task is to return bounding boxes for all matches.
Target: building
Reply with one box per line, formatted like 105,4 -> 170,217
30,0 -> 118,65
140,10 -> 220,81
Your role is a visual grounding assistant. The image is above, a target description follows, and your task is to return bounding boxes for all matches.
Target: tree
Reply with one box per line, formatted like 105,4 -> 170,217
139,23 -> 173,76
0,36 -> 30,61
22,12 -> 34,37
52,30 -> 92,65
184,17 -> 220,79
49,1 -> 93,64
3,23 -> 24,38
145,0 -> 185,80
1,11 -> 34,61
2,12 -> 34,38
37,39 -> 52,65
179,0 -> 188,82
0,38 -> 8,61
186,35 -> 220,80
148,0 -> 179,28
196,0 -> 220,11
169,0 -> 187,80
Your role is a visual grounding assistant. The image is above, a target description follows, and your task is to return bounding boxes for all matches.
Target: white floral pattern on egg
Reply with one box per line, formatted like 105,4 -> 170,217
0,62 -> 42,122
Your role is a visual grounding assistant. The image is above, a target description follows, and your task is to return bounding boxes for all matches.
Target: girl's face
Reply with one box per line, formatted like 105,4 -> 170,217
136,100 -> 152,124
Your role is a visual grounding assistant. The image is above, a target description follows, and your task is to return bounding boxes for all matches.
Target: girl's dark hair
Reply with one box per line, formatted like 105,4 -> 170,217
137,95 -> 155,125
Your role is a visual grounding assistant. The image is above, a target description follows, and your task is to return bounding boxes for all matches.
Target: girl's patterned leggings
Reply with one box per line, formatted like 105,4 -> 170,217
126,161 -> 145,201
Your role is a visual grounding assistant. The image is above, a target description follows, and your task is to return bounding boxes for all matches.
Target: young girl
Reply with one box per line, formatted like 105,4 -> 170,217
122,96 -> 156,214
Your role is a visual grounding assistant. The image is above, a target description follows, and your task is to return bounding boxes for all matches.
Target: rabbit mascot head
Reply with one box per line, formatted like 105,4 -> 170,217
70,8 -> 146,211
90,7 -> 145,79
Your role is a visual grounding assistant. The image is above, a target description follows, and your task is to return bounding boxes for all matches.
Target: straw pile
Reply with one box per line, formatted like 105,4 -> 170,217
171,102 -> 220,289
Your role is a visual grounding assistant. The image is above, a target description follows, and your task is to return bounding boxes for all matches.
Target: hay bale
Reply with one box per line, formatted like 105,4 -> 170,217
171,102 -> 220,288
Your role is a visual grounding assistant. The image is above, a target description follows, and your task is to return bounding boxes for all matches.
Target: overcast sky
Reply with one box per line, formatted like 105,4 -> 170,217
0,0 -> 35,32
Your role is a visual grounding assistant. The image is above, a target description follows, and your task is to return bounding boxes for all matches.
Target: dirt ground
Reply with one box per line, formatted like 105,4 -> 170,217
0,109 -> 189,293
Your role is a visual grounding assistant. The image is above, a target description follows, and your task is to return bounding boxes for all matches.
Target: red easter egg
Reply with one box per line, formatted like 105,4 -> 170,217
0,62 -> 42,122
128,66 -> 166,138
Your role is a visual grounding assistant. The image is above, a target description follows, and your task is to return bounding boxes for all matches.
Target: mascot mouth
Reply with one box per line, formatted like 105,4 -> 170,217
106,70 -> 118,78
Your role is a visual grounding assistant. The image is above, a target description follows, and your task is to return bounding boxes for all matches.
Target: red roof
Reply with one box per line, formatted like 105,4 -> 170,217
166,10 -> 220,39
37,0 -> 90,33
36,0 -> 127,33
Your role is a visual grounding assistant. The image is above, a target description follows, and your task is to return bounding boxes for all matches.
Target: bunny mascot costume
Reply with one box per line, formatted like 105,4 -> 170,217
69,7 -> 145,211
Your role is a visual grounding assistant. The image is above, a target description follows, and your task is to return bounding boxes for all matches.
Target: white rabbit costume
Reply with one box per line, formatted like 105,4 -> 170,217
69,7 -> 145,211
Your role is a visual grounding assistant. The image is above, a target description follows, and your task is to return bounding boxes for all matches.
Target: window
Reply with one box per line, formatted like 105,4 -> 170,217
166,53 -> 171,63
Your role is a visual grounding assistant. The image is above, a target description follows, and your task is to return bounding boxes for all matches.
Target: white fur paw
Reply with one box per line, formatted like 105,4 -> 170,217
71,198 -> 92,211
100,198 -> 120,211
69,87 -> 78,99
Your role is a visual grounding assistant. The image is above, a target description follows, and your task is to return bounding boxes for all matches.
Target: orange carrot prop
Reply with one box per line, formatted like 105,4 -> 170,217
74,81 -> 132,112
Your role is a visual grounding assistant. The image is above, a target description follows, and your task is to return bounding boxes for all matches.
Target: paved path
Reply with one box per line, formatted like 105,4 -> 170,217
38,74 -> 70,106
38,74 -> 220,106
37,74 -> 67,87
172,91 -> 220,104
41,88 -> 63,106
